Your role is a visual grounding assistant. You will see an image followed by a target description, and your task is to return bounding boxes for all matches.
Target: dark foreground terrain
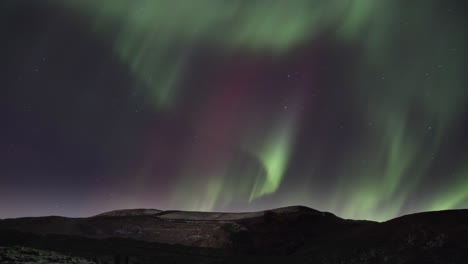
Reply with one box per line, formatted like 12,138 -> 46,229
1,206 -> 468,263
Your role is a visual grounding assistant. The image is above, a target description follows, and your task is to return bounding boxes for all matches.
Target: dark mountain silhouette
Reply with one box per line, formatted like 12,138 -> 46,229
1,206 -> 467,263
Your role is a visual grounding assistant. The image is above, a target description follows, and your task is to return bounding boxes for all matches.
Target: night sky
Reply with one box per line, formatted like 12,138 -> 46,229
1,0 -> 467,221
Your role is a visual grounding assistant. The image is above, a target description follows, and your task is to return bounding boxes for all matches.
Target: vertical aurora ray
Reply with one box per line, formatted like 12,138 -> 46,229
327,0 -> 468,220
331,114 -> 435,221
248,111 -> 298,200
171,109 -> 299,211
430,163 -> 468,211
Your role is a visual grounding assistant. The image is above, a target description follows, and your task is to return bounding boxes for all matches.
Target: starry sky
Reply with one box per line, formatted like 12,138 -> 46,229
1,0 -> 467,221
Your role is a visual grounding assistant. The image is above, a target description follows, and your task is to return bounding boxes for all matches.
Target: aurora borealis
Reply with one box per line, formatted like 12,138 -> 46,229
1,0 -> 467,221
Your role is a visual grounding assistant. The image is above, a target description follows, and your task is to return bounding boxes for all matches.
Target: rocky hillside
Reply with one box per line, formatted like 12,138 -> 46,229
0,206 -> 366,250
0,207 -> 467,263
0,246 -> 95,264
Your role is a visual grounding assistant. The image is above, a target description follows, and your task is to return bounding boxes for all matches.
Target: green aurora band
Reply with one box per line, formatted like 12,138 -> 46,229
47,0 -> 467,220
